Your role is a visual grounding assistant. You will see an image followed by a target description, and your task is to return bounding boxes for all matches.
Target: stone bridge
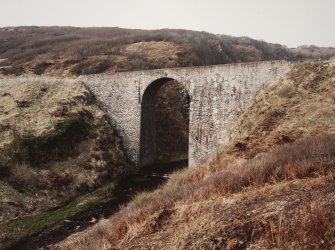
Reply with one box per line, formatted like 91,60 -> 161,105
80,61 -> 290,167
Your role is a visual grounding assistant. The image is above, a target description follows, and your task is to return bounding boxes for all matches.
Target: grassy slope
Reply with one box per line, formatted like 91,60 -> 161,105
225,61 -> 335,158
1,26 -> 335,76
0,75 -> 130,248
56,61 -> 335,249
0,181 -> 116,249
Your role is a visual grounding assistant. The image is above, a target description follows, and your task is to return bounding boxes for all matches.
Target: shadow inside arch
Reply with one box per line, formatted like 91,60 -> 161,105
139,77 -> 190,167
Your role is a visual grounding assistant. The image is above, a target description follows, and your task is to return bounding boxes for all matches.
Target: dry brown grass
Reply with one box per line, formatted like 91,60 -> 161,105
261,199 -> 334,249
8,163 -> 49,190
226,61 -> 335,159
56,133 -> 335,249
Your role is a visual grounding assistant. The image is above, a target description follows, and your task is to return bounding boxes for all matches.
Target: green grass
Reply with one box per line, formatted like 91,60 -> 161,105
0,181 -> 116,248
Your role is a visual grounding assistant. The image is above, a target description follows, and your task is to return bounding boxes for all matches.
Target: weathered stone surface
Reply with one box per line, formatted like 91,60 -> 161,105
80,60 -> 290,167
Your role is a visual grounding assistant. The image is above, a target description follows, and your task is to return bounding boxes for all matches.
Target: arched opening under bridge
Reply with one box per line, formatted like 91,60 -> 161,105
139,78 -> 190,167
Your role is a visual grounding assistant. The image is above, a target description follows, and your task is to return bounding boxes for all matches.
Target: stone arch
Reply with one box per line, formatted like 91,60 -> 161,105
139,77 -> 190,167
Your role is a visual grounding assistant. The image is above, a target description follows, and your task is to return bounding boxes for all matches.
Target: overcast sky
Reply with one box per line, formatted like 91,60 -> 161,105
1,0 -> 334,48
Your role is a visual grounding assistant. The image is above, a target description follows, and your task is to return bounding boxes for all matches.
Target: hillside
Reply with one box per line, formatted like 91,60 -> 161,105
1,26 -> 335,76
0,75 -> 130,248
55,61 -> 335,249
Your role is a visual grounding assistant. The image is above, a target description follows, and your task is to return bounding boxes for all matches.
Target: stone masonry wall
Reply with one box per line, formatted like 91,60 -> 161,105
80,60 -> 290,167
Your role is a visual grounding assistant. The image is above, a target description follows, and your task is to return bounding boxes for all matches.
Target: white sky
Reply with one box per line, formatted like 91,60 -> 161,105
1,0 -> 334,48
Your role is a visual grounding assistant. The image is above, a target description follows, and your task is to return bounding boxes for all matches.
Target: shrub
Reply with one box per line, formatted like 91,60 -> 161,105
70,59 -> 111,75
0,65 -> 25,75
50,172 -> 74,189
9,163 -> 38,189
33,61 -> 53,75
0,154 -> 9,177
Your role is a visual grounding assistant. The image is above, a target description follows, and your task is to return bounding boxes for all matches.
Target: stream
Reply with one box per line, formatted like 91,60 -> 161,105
10,160 -> 188,250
